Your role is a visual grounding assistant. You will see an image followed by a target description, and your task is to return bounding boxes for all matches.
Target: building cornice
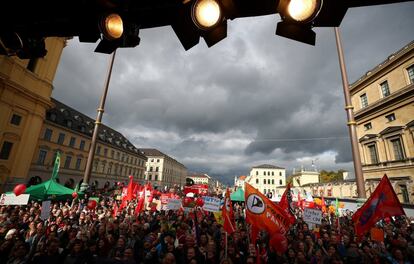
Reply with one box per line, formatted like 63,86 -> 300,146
354,83 -> 414,120
350,41 -> 414,92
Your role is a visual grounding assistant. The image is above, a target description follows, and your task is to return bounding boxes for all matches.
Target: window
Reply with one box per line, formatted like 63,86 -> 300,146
360,93 -> 368,108
367,144 -> 378,164
272,172 -> 274,176
380,81 -> 390,97
10,114 -> 22,126
111,150 -> 115,158
156,167 -> 159,172
149,174 -> 152,181
104,148 -> 108,157
386,113 -> 396,122
407,65 -> 414,84
57,133 -> 65,145
79,140 -> 85,151
64,156 -> 72,169
44,129 -> 53,141
256,179 -> 259,184
279,180 -> 282,185
96,146 -> 101,155
108,164 -> 112,174
272,179 -> 274,185
264,189 -> 266,194
0,141 -> 13,160
364,123 -> 372,130
66,120 -> 72,128
256,171 -> 258,176
75,158 -> 82,170
150,167 -> 153,172
151,159 -> 154,162
50,113 -> 57,121
37,150 -> 47,165
69,137 -> 76,147
263,179 -> 266,184
391,138 -> 405,160
157,159 -> 160,162
400,185 -> 410,203
279,172 -> 282,176
155,175 -> 158,181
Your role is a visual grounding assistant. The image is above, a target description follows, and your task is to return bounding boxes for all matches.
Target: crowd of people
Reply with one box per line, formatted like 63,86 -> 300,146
0,186 -> 413,264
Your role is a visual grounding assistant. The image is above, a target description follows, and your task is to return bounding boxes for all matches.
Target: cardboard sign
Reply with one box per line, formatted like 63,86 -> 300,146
303,208 -> 322,225
166,199 -> 182,210
202,196 -> 221,212
40,200 -> 51,220
371,227 -> 384,242
0,193 -> 30,205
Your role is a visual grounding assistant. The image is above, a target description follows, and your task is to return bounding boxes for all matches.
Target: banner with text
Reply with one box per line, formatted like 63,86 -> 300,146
303,208 -> 322,225
202,196 -> 221,212
166,199 -> 182,210
0,193 -> 30,205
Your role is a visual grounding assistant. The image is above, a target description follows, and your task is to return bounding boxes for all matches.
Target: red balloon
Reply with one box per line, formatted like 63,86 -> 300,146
87,200 -> 97,210
72,192 -> 78,198
13,184 -> 26,196
196,198 -> 204,207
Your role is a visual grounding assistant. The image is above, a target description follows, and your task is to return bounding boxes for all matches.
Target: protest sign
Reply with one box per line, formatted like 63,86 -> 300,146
303,208 -> 322,225
166,199 -> 182,210
202,196 -> 221,212
40,200 -> 51,220
0,193 -> 30,205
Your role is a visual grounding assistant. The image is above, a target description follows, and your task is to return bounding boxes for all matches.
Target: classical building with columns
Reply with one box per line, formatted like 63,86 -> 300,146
349,41 -> 414,203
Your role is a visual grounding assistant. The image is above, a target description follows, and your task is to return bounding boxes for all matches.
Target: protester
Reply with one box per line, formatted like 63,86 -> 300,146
0,181 -> 413,264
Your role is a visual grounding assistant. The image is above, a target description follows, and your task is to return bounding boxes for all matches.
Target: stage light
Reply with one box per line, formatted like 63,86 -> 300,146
101,14 -> 123,40
192,0 -> 222,30
287,0 -> 321,22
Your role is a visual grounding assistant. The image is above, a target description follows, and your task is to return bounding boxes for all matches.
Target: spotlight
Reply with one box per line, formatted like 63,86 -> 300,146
101,14 -> 123,40
282,0 -> 322,23
192,0 -> 222,30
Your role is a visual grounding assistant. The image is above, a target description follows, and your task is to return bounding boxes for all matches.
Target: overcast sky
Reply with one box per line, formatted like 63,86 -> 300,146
53,3 -> 414,185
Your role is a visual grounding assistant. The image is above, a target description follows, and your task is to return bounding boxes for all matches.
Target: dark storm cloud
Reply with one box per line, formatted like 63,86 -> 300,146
53,3 -> 414,185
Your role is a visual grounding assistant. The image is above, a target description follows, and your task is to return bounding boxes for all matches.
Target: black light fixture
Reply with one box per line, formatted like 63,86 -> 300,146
275,0 -> 323,45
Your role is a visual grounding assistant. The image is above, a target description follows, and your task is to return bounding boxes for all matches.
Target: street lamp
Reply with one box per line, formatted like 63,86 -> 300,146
80,50 -> 117,192
333,27 -> 366,199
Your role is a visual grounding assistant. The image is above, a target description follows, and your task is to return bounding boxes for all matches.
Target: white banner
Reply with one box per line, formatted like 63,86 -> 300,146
40,200 -> 51,220
303,208 -> 322,225
166,199 -> 182,210
202,196 -> 221,212
0,193 -> 30,205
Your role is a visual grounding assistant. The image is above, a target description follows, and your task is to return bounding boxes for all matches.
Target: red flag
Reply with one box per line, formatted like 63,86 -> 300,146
222,188 -> 236,234
279,183 -> 295,224
245,183 -> 291,253
352,175 -> 405,237
321,196 -> 327,213
250,225 -> 260,245
112,201 -> 118,218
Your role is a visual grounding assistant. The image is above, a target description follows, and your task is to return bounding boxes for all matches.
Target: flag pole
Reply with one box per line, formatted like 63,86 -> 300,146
225,231 -> 228,259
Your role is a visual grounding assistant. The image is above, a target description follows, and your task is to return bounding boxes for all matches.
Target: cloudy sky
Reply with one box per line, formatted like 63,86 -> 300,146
53,2 -> 414,185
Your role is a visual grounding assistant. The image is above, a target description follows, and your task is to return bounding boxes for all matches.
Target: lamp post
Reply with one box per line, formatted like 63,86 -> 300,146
334,27 -> 366,198
80,50 -> 117,192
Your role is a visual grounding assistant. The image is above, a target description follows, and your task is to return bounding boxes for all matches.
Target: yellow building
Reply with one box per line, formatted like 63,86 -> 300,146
140,148 -> 187,188
350,41 -> 414,203
0,38 -> 66,191
28,98 -> 148,189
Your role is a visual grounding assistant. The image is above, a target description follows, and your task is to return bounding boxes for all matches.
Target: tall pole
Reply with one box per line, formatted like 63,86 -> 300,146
334,28 -> 366,198
80,50 -> 117,192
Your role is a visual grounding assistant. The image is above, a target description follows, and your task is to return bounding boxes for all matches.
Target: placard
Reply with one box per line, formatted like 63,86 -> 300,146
40,200 -> 51,220
202,196 -> 221,212
0,193 -> 30,205
166,199 -> 182,210
303,208 -> 322,225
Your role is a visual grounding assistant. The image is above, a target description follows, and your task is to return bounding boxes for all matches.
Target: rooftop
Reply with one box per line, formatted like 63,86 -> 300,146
140,148 -> 186,168
252,164 -> 285,169
48,98 -> 146,158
